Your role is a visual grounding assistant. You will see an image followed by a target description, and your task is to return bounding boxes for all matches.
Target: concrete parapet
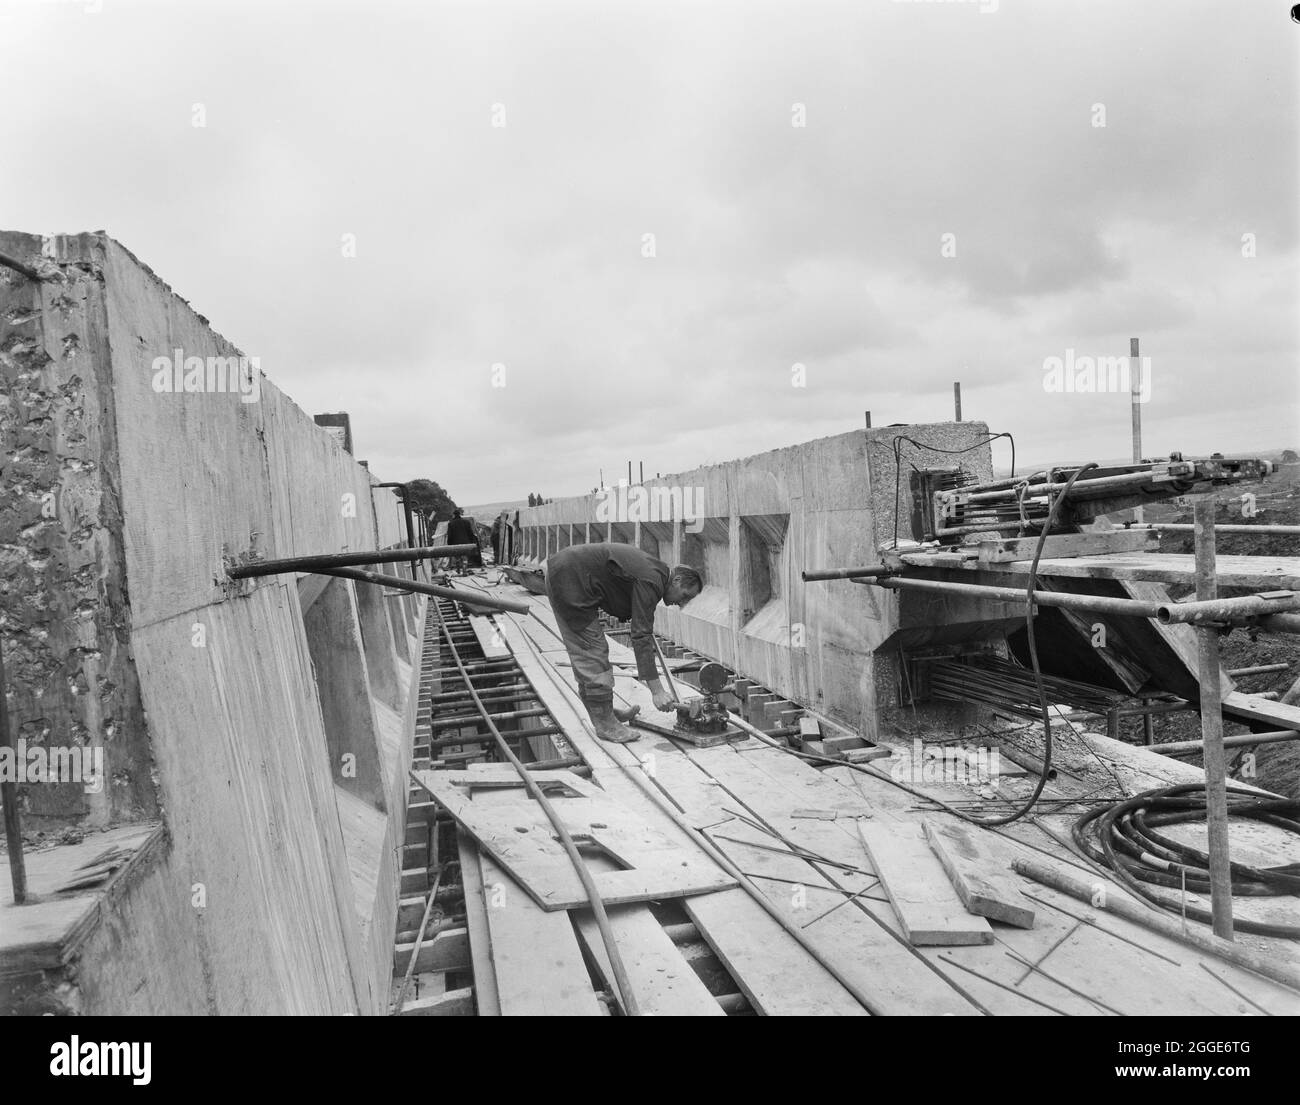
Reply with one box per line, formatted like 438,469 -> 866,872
1,231 -> 416,1013
516,424 -> 1000,739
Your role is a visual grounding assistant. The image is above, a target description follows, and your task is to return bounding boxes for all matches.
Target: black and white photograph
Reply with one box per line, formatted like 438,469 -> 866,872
1,0 -> 1298,1073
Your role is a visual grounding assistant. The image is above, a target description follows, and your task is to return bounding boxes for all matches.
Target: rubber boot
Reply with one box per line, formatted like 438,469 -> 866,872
583,692 -> 639,744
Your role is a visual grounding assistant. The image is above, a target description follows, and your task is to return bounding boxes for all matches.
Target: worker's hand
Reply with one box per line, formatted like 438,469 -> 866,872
647,680 -> 675,711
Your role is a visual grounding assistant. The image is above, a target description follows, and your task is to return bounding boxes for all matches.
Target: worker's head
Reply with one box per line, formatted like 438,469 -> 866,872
664,566 -> 703,608
453,508 -> 463,518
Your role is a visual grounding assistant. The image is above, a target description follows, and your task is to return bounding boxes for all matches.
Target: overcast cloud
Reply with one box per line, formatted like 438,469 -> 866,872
2,0 -> 1296,507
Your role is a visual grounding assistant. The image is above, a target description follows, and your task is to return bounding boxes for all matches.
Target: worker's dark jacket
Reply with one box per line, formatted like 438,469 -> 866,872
547,543 -> 669,681
446,516 -> 477,547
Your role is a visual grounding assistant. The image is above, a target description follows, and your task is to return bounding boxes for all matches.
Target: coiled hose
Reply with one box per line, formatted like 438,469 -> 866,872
1073,782 -> 1300,938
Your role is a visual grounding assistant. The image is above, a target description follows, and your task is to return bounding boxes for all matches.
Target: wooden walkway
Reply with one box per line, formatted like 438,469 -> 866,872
401,576 -> 1300,1017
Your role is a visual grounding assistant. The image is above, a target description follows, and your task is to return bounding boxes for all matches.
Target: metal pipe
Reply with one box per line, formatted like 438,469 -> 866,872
801,566 -> 894,582
868,575 -> 1167,619
951,468 -> 1165,506
1013,859 -> 1300,994
1138,523 -> 1300,537
1152,729 -> 1300,757
313,567 -> 532,614
1156,591 -> 1299,625
0,639 -> 27,904
1193,497 -> 1233,941
0,249 -> 45,282
228,545 -> 476,579
1259,613 -> 1300,634
1225,663 -> 1291,677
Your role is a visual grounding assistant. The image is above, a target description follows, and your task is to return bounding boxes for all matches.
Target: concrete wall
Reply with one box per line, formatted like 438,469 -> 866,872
515,424 -> 1002,738
1,231 -> 418,1014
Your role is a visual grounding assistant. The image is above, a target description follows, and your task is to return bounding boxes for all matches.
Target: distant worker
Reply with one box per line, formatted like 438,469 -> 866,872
445,508 -> 479,572
546,543 -> 702,743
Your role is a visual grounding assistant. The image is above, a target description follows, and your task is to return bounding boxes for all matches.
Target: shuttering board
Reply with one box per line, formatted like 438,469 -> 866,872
413,769 -> 736,910
475,852 -> 603,1016
455,830 -> 500,1016
572,905 -> 725,1017
681,890 -> 869,1016
681,748 -> 984,1014
488,609 -> 884,1016
491,594 -> 1300,1016
922,820 -> 1035,929
468,615 -> 511,659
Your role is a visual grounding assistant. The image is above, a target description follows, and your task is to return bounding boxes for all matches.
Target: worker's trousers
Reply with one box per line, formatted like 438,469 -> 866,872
545,566 -> 614,704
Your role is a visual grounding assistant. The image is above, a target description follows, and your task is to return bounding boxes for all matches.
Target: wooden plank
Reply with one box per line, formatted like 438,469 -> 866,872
397,986 -> 475,1016
489,610 -> 974,1014
572,904 -> 726,1017
475,851 -> 602,1016
394,928 -> 471,975
1222,691 -> 1300,732
456,830 -> 501,1016
468,615 -> 511,659
683,747 -> 983,1014
413,769 -> 736,911
922,820 -> 1035,929
976,529 -> 1159,563
902,551 -> 1300,591
858,821 -> 994,946
682,890 -> 869,1016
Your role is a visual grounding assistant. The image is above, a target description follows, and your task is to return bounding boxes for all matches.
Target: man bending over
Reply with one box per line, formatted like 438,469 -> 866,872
545,542 -> 702,743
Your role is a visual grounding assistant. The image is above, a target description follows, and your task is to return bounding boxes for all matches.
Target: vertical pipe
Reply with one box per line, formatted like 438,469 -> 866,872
0,640 -> 27,904
864,411 -> 872,429
953,382 -> 962,422
639,461 -> 644,484
1193,496 -> 1233,940
1131,337 -> 1143,524
628,460 -> 632,486
1142,711 -> 1154,746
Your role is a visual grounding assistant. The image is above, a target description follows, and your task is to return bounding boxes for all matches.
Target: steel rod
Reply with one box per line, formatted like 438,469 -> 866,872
1152,729 -> 1300,757
227,544 -> 476,579
801,566 -> 894,582
1157,591 -> 1299,626
1225,663 -> 1290,678
1138,523 -> 1300,537
313,568 -> 532,614
868,575 -> 1166,618
1013,859 -> 1300,993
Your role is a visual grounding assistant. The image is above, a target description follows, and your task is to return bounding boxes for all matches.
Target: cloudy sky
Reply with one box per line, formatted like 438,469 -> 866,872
3,0 -> 1296,507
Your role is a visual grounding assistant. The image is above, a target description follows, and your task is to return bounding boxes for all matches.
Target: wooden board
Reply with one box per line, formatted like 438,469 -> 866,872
468,615 -> 510,659
976,529 -> 1159,564
412,769 -> 736,911
474,851 -> 602,1016
572,904 -> 725,1016
904,551 -> 1300,592
455,830 -> 501,1016
922,820 -> 1035,929
858,821 -> 994,946
1223,692 -> 1300,732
